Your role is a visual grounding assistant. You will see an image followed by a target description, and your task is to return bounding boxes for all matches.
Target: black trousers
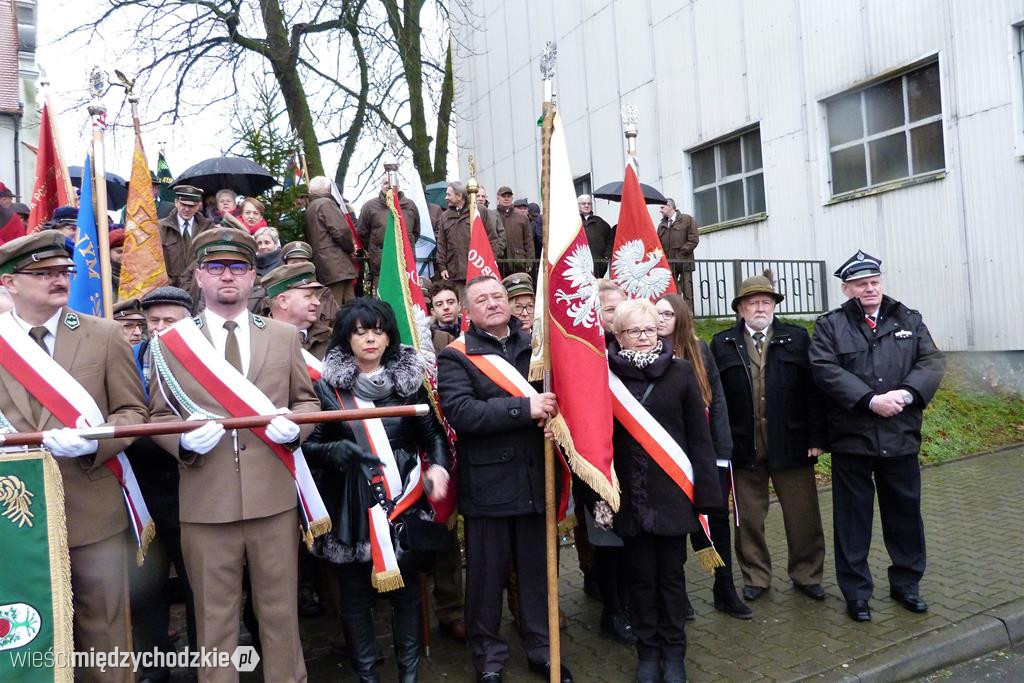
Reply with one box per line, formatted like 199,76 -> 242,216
831,453 -> 926,602
464,514 -> 549,673
689,466 -> 733,570
624,533 -> 688,663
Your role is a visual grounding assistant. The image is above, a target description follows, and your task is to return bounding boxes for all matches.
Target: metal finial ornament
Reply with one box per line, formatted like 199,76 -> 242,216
540,41 -> 557,81
622,104 -> 639,159
385,128 -> 402,162
88,66 -> 108,100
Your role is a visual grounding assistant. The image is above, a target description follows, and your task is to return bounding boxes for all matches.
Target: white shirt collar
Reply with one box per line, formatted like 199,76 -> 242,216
9,308 -> 63,354
203,308 -> 252,374
177,214 -> 193,232
745,322 -> 772,339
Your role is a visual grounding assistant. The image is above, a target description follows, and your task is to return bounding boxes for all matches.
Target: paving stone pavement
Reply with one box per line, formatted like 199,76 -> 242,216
173,447 -> 1024,681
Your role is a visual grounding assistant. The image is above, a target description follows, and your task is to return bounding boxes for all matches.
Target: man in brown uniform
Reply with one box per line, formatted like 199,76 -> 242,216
262,262 -> 332,359
148,228 -> 321,682
280,240 -> 340,325
0,232 -> 148,682
356,175 -> 420,292
157,184 -> 213,296
657,199 -> 700,309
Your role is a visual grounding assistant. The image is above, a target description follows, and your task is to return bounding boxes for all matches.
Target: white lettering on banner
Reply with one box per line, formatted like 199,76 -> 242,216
7,646 -> 258,672
467,249 -> 497,277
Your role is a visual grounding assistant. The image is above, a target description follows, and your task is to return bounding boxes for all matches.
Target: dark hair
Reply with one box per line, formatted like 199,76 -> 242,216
428,280 -> 460,304
657,294 -> 712,406
327,297 -> 402,363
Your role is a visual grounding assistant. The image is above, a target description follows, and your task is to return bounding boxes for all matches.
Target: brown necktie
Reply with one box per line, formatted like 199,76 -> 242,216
223,321 -> 242,372
29,326 -> 50,355
753,331 -> 765,356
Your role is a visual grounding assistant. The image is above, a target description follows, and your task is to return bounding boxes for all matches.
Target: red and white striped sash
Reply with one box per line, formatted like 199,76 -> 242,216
0,312 -> 154,563
302,349 -> 323,381
335,390 -> 423,592
154,318 -> 331,544
608,371 -> 715,547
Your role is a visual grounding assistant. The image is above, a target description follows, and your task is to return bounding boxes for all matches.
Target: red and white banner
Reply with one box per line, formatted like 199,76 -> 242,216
460,214 -> 502,333
609,164 -> 677,301
301,349 -> 323,381
529,111 -> 618,510
153,318 -> 330,544
0,312 -> 154,563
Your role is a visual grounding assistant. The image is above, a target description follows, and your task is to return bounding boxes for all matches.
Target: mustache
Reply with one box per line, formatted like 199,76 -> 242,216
49,287 -> 68,294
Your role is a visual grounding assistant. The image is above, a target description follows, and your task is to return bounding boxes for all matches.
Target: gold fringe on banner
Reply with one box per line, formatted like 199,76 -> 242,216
42,451 -> 74,682
372,569 -> 405,593
546,413 -> 620,512
135,520 -> 157,567
696,546 -> 725,574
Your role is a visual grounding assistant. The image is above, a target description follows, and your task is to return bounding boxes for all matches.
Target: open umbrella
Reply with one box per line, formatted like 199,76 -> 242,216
173,156 -> 278,197
593,180 -> 667,205
68,165 -> 129,210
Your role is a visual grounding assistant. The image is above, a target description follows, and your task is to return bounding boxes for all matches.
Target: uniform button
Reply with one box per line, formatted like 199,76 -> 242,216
882,449 -> 888,454
511,408 -> 520,417
878,378 -> 884,382
240,444 -> 246,451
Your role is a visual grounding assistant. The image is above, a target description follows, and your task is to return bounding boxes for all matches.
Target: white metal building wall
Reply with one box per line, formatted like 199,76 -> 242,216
452,0 -> 1024,351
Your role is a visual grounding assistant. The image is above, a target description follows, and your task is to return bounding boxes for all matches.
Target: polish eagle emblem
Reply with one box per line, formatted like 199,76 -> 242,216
611,239 -> 672,300
553,245 -> 601,329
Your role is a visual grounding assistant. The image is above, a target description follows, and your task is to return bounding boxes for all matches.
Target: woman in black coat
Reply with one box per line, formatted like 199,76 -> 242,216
303,298 -> 451,683
607,299 -> 722,683
656,294 -> 752,620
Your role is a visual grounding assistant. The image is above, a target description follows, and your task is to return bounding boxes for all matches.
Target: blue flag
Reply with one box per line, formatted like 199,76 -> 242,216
69,154 -> 103,316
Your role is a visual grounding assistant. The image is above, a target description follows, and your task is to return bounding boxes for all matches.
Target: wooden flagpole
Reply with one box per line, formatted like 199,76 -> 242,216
88,67 -> 113,318
539,41 -> 560,683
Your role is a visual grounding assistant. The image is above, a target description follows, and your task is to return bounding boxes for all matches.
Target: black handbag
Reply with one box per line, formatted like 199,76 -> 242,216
395,515 -> 451,553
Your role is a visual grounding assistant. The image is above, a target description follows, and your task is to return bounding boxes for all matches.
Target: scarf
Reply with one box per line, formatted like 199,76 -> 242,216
618,340 -> 664,369
353,366 -> 394,401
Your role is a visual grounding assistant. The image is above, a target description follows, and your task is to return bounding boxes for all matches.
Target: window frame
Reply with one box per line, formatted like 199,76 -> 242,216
823,57 -> 945,199
687,125 -> 767,231
1013,22 -> 1024,158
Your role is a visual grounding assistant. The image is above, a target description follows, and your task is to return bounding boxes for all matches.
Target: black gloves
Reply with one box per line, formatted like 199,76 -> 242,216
323,440 -> 382,471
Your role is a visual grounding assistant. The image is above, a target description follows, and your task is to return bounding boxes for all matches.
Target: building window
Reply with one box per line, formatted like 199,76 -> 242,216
690,127 -> 765,227
574,173 -> 592,199
825,60 -> 944,196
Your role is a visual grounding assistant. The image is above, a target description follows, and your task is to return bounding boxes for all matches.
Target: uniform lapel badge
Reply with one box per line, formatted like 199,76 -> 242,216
192,316 -> 204,329
252,315 -> 266,329
895,329 -> 913,339
63,312 -> 80,330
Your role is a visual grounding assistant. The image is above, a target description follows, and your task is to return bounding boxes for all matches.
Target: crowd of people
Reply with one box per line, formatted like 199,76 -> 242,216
0,170 -> 945,683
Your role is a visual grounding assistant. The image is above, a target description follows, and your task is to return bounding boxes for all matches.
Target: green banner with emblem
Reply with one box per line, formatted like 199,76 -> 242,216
0,449 -> 72,681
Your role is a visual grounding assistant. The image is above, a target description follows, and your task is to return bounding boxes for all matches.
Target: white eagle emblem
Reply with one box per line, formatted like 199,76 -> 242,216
612,239 -> 672,300
553,245 -> 601,329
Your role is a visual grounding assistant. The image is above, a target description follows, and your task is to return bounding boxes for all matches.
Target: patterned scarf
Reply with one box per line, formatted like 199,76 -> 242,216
617,340 -> 664,369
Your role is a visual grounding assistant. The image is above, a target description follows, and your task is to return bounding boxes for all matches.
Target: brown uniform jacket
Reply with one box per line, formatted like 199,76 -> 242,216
657,212 -> 700,273
305,193 -> 357,285
0,309 -> 148,547
357,191 -> 421,279
303,320 -> 332,360
496,205 -> 535,269
435,205 -> 503,280
158,210 -> 213,296
148,313 -> 320,524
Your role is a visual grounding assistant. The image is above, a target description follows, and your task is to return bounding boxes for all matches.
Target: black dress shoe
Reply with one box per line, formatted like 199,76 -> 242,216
890,590 -> 929,613
601,610 -> 637,645
476,672 -> 502,682
793,582 -> 826,600
528,660 -> 573,682
846,599 -> 871,622
742,585 -> 768,601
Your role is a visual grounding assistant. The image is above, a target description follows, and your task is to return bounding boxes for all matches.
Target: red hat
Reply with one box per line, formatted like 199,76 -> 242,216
108,228 -> 125,248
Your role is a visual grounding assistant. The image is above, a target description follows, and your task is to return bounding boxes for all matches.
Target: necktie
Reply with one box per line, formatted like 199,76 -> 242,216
753,331 -> 765,355
29,326 -> 49,355
865,314 -> 877,331
223,321 -> 242,372
182,219 -> 191,238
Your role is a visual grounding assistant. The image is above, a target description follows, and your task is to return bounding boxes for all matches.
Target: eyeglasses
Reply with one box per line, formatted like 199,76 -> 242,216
657,311 -> 675,319
16,268 -> 76,280
512,303 -> 535,315
201,261 -> 252,276
623,327 -> 658,339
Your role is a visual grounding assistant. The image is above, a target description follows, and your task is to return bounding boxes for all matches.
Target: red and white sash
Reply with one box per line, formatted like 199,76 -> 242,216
153,317 -> 331,544
446,338 -> 571,519
336,390 -> 424,592
302,349 -> 323,381
608,371 -> 717,550
0,312 -> 154,563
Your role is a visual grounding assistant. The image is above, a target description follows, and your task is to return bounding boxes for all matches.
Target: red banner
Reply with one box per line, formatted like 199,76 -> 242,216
609,164 -> 677,301
461,214 -> 501,332
26,104 -> 74,233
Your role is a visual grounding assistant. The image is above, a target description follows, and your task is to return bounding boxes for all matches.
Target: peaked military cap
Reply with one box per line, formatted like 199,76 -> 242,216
141,286 -> 194,312
0,231 -> 74,275
260,262 -> 321,299
497,185 -> 513,196
502,272 -> 534,298
835,250 -> 882,282
173,184 -> 204,203
52,206 -> 78,225
112,298 -> 145,320
280,240 -> 313,262
192,227 -> 257,264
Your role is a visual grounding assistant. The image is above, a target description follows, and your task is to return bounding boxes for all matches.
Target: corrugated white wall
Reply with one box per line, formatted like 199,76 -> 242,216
453,0 -> 1024,351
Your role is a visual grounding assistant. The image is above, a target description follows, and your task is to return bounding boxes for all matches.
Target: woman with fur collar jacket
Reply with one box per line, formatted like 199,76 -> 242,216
303,297 -> 451,683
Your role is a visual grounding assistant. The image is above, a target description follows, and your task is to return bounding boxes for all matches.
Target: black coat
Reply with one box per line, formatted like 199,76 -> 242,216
608,340 -> 721,538
303,346 -> 451,563
711,321 -> 827,471
582,213 -> 613,274
809,295 -> 945,458
437,318 -> 547,518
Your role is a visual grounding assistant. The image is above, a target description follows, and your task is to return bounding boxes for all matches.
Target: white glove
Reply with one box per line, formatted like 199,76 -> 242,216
265,413 -> 300,445
42,427 -> 98,458
180,414 -> 225,455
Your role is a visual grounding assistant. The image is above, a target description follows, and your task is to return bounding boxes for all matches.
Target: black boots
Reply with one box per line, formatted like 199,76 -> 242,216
600,610 -> 637,645
712,571 -> 753,620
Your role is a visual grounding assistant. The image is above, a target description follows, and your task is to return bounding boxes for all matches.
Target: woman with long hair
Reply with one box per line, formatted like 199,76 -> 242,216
655,294 -> 752,620
303,298 -> 452,682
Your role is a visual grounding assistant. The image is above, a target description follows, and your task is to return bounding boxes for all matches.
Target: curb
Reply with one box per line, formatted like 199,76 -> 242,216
814,597 -> 1024,682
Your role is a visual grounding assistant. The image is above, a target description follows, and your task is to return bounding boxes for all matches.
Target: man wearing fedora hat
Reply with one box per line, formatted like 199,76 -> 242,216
711,273 -> 828,604
157,184 -> 213,296
809,251 -> 944,622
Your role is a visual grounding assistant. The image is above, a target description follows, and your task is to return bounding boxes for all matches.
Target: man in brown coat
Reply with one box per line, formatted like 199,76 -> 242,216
148,228 -> 321,683
356,175 -> 420,293
475,186 -> 507,260
435,181 -> 503,288
0,232 -> 148,682
305,175 -> 358,304
157,184 -> 213,297
657,198 -> 700,309
496,187 -> 535,275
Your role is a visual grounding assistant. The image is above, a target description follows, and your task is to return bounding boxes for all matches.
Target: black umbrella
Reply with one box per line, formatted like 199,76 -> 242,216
593,180 -> 667,205
173,156 -> 278,197
68,165 -> 129,210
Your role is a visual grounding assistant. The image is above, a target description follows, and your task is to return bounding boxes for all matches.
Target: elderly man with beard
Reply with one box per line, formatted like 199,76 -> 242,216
438,275 -> 572,683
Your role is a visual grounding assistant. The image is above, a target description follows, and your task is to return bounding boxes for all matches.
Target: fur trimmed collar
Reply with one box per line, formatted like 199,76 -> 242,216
321,344 -> 425,397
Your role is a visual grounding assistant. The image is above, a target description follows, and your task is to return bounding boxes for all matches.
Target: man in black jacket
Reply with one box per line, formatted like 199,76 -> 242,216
438,275 -> 572,683
711,275 -> 828,604
809,251 -> 945,622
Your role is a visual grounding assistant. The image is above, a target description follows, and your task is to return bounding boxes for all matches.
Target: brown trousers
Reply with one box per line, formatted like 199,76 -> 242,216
328,280 -> 356,305
71,532 -> 132,683
181,510 -> 306,683
733,462 -> 825,588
